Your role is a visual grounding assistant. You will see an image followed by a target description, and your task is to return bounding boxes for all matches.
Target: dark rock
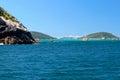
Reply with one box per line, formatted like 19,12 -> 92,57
0,17 -> 36,44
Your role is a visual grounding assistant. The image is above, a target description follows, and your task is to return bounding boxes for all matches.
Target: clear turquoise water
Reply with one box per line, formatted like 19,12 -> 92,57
0,41 -> 120,80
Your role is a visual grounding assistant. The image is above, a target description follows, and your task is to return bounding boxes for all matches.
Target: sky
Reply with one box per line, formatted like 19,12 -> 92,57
0,0 -> 120,38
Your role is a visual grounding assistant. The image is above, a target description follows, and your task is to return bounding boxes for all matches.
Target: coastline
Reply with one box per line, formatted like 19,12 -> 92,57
39,39 -> 120,42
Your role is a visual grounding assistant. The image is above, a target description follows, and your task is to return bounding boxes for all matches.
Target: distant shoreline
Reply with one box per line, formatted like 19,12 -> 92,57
39,39 -> 120,42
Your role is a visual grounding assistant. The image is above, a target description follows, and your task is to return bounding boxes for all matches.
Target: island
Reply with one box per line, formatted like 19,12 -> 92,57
30,31 -> 54,39
80,32 -> 119,41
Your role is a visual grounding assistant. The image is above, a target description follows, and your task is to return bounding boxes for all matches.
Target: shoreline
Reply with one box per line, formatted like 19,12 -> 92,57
39,39 -> 120,42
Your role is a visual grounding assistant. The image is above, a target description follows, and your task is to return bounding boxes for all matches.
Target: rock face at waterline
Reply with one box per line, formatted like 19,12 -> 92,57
0,7 -> 36,44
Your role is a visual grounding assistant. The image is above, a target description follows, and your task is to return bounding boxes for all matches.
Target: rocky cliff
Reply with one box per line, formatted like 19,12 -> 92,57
0,7 -> 36,44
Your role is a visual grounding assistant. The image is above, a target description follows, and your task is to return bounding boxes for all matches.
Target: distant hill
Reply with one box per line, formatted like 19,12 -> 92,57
30,31 -> 54,39
83,32 -> 119,39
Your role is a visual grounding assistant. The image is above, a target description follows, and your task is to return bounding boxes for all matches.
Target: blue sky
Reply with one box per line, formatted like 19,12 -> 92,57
0,0 -> 120,38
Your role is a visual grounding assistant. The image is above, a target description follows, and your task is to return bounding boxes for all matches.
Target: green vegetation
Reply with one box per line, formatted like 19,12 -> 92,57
30,31 -> 54,39
0,7 -> 17,22
83,32 -> 119,40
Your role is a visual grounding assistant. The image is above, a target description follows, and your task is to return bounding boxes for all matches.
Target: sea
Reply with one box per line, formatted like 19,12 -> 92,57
0,41 -> 120,80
